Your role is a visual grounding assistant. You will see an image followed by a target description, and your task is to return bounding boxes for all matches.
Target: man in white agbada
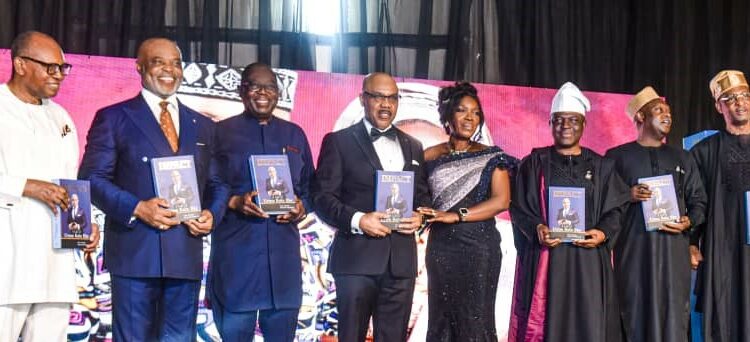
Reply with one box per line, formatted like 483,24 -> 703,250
0,31 -> 99,341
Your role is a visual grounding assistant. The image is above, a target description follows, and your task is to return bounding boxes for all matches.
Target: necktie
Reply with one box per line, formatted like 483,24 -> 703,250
370,127 -> 397,141
159,101 -> 179,152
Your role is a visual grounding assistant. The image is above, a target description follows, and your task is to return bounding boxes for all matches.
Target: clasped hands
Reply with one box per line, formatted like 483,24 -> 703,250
134,198 -> 213,236
536,223 -> 606,249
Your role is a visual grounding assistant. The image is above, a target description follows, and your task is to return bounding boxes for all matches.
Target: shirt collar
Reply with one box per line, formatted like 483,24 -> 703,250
362,118 -> 393,133
141,89 -> 179,112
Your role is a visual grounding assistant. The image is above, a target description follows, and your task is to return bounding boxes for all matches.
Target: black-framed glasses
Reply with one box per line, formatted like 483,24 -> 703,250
363,90 -> 400,103
719,92 -> 750,106
19,56 -> 72,76
241,82 -> 279,94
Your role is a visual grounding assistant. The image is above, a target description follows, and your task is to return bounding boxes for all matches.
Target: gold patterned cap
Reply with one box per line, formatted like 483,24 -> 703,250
626,86 -> 661,120
710,70 -> 748,100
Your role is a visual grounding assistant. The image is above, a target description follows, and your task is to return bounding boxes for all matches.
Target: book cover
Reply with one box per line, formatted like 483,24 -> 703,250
638,175 -> 680,231
375,170 -> 414,230
548,186 -> 586,242
53,179 -> 92,248
151,155 -> 202,221
249,154 -> 297,215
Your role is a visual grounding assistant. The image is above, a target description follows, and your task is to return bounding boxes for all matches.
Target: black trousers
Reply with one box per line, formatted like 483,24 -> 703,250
334,269 -> 416,342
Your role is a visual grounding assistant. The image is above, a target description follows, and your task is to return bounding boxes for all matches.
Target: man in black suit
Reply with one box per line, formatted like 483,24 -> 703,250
312,72 -> 430,342
265,166 -> 290,200
385,183 -> 407,219
165,170 -> 195,211
556,197 -> 580,230
67,193 -> 87,237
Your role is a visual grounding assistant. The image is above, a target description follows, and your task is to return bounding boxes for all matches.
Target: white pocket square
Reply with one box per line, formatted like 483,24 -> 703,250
196,142 -> 206,146
411,160 -> 420,166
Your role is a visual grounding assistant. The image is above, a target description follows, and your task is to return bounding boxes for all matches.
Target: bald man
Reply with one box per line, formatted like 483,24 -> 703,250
0,31 -> 99,342
312,72 -> 430,342
79,37 -> 228,341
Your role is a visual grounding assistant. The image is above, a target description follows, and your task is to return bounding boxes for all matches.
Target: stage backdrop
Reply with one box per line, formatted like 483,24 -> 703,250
0,50 -> 635,341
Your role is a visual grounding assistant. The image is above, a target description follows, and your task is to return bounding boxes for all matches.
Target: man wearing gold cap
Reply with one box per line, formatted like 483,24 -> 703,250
690,70 -> 750,341
509,82 -> 629,341
605,86 -> 707,342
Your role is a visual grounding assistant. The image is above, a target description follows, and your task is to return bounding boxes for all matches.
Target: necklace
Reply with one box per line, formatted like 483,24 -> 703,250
448,139 -> 472,155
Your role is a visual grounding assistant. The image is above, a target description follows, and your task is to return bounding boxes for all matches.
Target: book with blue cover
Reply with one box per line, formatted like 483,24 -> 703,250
151,155 -> 202,221
375,170 -> 414,230
638,174 -> 680,231
52,179 -> 92,248
548,186 -> 586,242
249,154 -> 297,215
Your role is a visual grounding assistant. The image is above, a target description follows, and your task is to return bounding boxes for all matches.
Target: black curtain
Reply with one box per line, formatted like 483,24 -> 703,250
2,0 -> 749,145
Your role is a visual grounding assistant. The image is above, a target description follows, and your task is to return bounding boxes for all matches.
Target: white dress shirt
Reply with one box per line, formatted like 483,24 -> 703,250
141,89 -> 180,135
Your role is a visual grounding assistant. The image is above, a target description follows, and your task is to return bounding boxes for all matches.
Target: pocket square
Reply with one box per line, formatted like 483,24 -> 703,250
196,142 -> 206,146
411,160 -> 420,166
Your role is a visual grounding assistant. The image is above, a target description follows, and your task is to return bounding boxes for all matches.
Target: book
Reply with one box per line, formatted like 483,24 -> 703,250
638,175 -> 680,231
548,186 -> 586,242
151,155 -> 202,221
52,179 -> 92,248
375,170 -> 414,230
249,154 -> 297,215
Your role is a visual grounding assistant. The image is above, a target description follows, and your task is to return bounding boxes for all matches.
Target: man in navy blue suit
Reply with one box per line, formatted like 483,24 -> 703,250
79,38 -> 228,341
312,72 -> 430,342
209,63 -> 314,342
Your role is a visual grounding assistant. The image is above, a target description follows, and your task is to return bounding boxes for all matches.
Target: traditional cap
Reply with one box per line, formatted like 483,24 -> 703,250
550,82 -> 591,116
626,86 -> 661,120
709,70 -> 748,100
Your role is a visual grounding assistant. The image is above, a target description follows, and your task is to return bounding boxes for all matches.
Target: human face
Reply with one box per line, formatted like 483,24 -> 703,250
716,86 -> 750,127
240,68 -> 279,120
390,183 -> 399,196
268,167 -> 277,178
171,171 -> 182,184
562,198 -> 570,209
641,100 -> 672,138
360,74 -> 399,130
137,40 -> 183,98
551,112 -> 585,149
14,36 -> 68,100
71,194 -> 79,208
449,96 -> 482,139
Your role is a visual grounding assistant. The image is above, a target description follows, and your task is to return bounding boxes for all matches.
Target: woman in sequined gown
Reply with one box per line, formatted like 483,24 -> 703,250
417,82 -> 515,342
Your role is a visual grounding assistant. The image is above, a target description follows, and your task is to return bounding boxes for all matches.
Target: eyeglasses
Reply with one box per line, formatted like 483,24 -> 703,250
241,82 -> 279,94
19,56 -> 72,76
363,91 -> 400,103
719,92 -> 750,106
550,116 -> 584,126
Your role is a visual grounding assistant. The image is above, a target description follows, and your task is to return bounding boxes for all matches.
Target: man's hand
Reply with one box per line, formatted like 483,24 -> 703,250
660,216 -> 691,234
83,223 -> 101,253
690,245 -> 703,270
536,224 -> 562,248
630,184 -> 652,203
185,210 -> 214,236
397,212 -> 422,234
359,212 -> 391,238
228,191 -> 269,218
573,228 -> 607,248
277,197 -> 306,224
23,179 -> 69,214
134,198 -> 180,230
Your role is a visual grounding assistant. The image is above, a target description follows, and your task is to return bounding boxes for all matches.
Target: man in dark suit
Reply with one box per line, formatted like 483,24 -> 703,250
312,72 -> 430,342
265,166 -> 290,200
78,38 -> 228,341
165,169 -> 195,211
385,183 -> 407,219
556,197 -> 580,230
67,193 -> 87,237
210,63 -> 314,342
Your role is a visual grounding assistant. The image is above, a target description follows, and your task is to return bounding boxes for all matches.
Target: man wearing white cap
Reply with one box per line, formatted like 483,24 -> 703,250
606,86 -> 707,342
509,82 -> 629,341
690,70 -> 750,341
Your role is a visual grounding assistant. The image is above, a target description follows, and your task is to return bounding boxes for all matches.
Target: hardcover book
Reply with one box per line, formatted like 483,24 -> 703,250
638,175 -> 680,231
151,155 -> 202,221
52,179 -> 92,248
548,186 -> 586,242
249,154 -> 297,215
375,170 -> 414,230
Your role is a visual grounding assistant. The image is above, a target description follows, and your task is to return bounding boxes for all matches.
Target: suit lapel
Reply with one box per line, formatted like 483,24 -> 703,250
396,129 -> 413,171
123,95 -> 174,156
351,121 -> 383,170
176,102 -> 197,155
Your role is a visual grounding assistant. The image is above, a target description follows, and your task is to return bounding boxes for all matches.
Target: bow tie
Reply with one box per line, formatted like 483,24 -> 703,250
370,127 -> 397,141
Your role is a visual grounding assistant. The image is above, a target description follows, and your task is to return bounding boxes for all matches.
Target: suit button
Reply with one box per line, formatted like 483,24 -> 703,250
142,157 -> 148,162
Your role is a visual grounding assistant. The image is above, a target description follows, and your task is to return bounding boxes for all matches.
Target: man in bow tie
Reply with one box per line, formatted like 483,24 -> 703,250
312,72 -> 430,342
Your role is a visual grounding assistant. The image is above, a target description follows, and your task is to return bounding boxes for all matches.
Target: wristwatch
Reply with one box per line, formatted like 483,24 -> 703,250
456,208 -> 469,222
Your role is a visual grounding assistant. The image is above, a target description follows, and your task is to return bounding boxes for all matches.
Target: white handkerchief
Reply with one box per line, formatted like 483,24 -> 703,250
411,160 -> 420,166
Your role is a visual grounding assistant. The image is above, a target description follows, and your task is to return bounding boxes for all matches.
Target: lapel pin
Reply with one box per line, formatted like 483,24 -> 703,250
585,170 -> 592,180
